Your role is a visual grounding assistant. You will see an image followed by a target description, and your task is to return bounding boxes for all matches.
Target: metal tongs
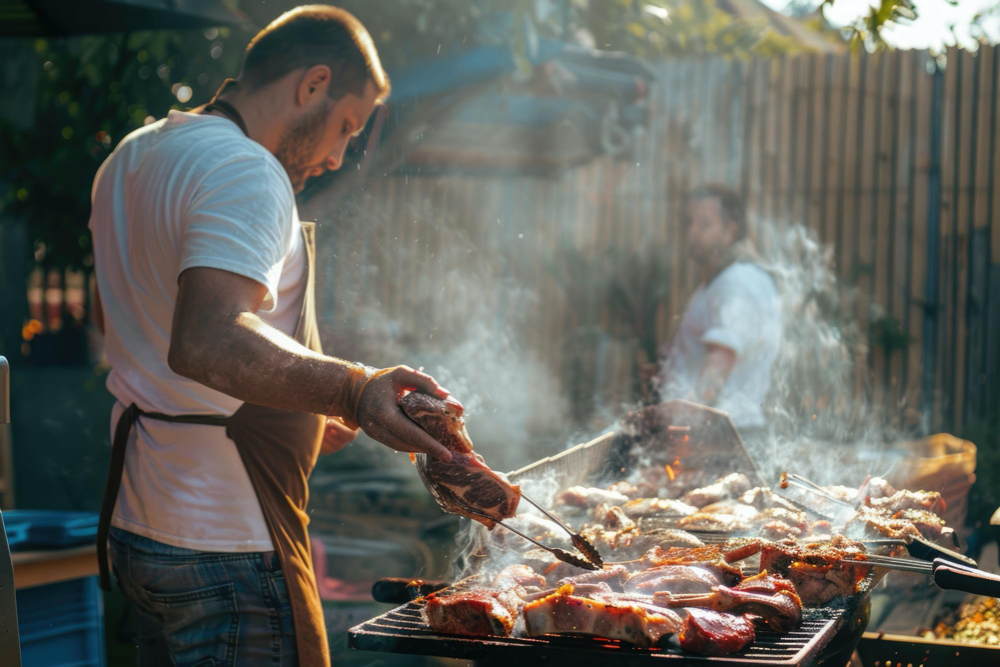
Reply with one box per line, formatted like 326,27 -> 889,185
415,457 -> 604,571
837,551 -> 1000,597
777,472 -> 961,547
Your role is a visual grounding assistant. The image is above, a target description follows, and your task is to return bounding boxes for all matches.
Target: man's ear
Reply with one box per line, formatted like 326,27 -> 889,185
297,65 -> 332,106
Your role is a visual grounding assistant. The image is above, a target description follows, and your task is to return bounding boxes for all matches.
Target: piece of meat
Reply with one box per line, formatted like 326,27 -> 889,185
522,584 -> 683,648
678,608 -> 756,656
557,486 -> 630,509
645,538 -> 762,566
681,473 -> 752,507
757,520 -> 802,540
558,564 -> 630,590
608,481 -> 640,498
622,497 -> 698,519
758,537 -> 870,605
677,512 -> 750,533
733,571 -> 798,596
753,508 -> 807,532
843,506 -> 924,541
423,588 -> 522,637
698,501 -> 759,521
402,393 -> 520,529
593,504 -> 637,531
610,528 -> 705,559
625,565 -> 725,595
739,487 -> 801,512
522,581 -> 615,602
493,564 -> 546,592
867,489 -> 946,514
859,476 -> 897,500
892,508 -> 946,539
656,586 -> 802,632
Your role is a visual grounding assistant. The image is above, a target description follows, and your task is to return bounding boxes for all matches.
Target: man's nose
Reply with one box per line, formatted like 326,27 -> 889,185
325,153 -> 342,172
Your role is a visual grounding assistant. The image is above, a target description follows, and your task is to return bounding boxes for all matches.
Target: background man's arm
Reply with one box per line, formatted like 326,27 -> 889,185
697,344 -> 736,406
167,266 -> 455,460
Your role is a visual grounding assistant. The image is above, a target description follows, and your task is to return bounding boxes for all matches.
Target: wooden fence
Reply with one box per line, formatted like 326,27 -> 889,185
307,46 -> 1000,445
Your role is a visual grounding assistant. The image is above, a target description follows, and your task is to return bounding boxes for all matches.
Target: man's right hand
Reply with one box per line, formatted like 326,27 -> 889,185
355,366 -> 461,463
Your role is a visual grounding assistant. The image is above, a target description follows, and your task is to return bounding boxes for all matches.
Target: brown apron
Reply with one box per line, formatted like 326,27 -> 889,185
97,221 -> 330,667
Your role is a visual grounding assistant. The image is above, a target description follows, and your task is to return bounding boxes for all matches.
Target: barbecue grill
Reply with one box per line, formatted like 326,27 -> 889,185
349,401 -> 872,666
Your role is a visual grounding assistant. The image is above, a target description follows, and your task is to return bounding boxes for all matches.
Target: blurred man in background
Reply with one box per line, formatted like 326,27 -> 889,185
644,184 -> 782,435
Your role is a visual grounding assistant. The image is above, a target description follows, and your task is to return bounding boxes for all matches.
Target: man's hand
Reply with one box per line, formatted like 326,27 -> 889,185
320,417 -> 358,455
356,366 -> 462,463
698,344 -> 737,406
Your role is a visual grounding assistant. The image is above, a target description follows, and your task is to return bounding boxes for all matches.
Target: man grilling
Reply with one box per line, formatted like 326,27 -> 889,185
89,7 -> 459,665
644,185 -> 782,435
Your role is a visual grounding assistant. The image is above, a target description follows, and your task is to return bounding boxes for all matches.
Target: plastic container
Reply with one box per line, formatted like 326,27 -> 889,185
3,510 -> 98,551
16,576 -> 105,667
2,510 -> 104,665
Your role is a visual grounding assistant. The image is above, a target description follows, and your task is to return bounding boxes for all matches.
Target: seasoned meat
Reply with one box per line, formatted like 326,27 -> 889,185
657,586 -> 802,632
758,536 -> 870,605
523,584 -> 683,648
557,486 -> 630,509
403,393 -> 520,529
622,497 -> 698,519
423,588 -> 522,637
698,501 -> 759,521
557,564 -> 630,591
740,487 -> 801,512
892,508 -> 946,539
625,565 -> 725,595
593,504 -> 637,531
678,608 -> 756,656
608,481 -> 640,498
493,564 -> 546,592
681,473 -> 752,507
733,571 -> 798,597
757,520 -> 803,540
843,506 -> 923,541
678,512 -> 750,533
868,489 -> 945,514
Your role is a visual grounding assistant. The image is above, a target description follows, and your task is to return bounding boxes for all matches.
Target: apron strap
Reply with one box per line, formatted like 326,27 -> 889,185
97,404 -> 229,591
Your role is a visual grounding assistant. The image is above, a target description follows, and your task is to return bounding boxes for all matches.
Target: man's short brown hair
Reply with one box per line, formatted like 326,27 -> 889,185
687,183 -> 747,239
240,5 -> 390,101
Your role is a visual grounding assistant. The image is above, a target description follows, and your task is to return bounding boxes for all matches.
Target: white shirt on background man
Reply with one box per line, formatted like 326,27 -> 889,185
89,110 -> 306,552
661,262 -> 782,429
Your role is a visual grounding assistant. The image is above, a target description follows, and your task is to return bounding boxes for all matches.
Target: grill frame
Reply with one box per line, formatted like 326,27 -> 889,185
348,577 -> 853,666
348,401 -> 871,665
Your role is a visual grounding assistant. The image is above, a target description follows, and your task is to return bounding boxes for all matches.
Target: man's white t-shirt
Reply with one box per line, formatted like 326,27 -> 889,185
661,262 -> 782,429
89,110 -> 307,552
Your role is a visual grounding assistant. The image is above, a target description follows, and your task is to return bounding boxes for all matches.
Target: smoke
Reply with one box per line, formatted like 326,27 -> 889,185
308,185 -> 570,474
748,220 -> 910,488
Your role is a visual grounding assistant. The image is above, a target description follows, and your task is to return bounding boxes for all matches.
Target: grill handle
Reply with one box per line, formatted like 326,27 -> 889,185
933,559 -> 1000,597
372,577 -> 448,604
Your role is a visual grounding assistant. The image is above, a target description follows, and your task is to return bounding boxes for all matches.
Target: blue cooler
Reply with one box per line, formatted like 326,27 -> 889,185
5,510 -> 104,667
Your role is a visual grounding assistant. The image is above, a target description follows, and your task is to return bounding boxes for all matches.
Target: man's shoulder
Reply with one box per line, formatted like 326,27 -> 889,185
718,261 -> 775,289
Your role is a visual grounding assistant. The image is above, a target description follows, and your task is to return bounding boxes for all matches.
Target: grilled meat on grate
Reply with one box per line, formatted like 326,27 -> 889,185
758,536 -> 870,606
423,588 -> 523,637
657,586 -> 803,633
523,584 -> 683,648
678,608 -> 756,655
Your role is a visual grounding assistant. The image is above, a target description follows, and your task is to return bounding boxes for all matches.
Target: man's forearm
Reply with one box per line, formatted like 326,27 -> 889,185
168,311 -> 372,421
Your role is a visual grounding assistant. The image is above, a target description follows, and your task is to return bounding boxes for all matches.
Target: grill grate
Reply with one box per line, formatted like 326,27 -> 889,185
349,578 -> 850,666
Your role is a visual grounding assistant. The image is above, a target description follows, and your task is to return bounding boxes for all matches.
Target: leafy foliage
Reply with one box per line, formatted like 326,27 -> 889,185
0,28 -> 248,269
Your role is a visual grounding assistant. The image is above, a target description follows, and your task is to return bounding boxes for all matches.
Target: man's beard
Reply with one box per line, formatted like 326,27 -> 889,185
274,102 -> 330,193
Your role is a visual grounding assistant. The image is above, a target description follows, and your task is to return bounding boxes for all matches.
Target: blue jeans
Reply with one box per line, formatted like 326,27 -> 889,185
109,527 -> 297,666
